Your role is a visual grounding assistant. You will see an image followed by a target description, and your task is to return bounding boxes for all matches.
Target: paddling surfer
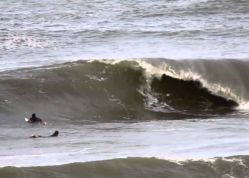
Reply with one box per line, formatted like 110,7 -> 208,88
26,113 -> 46,125
30,130 -> 59,138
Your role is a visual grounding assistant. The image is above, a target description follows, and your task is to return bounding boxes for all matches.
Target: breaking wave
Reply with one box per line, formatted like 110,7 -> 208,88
0,58 -> 248,122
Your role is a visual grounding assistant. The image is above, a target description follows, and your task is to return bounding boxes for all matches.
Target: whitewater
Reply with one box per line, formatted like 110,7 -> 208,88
1,0 -> 249,178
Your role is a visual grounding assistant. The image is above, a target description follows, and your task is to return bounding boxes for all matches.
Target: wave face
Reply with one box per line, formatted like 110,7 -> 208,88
1,156 -> 249,178
0,59 -> 248,122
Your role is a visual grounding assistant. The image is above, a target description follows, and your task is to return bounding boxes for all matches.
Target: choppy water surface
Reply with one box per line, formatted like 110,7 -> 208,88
1,0 -> 249,70
1,117 -> 249,167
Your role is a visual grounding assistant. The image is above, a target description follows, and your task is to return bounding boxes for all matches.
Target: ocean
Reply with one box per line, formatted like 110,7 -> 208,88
1,0 -> 249,177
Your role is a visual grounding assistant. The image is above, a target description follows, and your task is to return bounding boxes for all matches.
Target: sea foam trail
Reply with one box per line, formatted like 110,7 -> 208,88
0,59 -> 248,122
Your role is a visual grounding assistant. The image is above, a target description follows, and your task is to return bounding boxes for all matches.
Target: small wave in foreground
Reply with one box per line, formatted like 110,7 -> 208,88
1,156 -> 249,178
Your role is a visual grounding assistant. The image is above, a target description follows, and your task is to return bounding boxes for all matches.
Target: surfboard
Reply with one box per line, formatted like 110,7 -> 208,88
25,118 -> 29,122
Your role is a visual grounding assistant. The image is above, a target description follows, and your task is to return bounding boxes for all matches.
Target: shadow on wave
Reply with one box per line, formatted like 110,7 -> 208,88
151,74 -> 238,113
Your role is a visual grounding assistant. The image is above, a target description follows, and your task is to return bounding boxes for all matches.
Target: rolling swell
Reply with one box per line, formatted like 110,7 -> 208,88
0,60 -> 148,121
0,59 -> 242,122
1,156 -> 249,178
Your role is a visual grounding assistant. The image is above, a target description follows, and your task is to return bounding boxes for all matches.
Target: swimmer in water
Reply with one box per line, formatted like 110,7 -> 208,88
30,130 -> 59,138
26,113 -> 46,125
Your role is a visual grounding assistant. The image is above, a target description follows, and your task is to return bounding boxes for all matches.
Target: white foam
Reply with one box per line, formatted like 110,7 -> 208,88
237,101 -> 249,110
2,33 -> 56,50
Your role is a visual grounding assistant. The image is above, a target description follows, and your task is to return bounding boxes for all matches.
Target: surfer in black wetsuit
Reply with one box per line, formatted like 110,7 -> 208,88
27,113 -> 46,125
30,130 -> 59,138
50,130 -> 59,137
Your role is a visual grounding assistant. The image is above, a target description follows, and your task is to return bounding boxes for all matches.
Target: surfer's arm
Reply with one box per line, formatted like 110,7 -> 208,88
41,120 -> 47,125
30,135 -> 43,138
37,118 -> 47,125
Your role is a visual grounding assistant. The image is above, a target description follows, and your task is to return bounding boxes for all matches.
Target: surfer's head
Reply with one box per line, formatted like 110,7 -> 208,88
32,113 -> 36,117
51,130 -> 59,137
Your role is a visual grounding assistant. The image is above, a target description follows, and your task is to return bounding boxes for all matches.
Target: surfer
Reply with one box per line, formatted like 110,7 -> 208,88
26,113 -> 46,125
30,130 -> 59,138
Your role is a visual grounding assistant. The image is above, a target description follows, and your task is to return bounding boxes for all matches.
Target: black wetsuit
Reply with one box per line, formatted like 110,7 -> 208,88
29,116 -> 42,123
